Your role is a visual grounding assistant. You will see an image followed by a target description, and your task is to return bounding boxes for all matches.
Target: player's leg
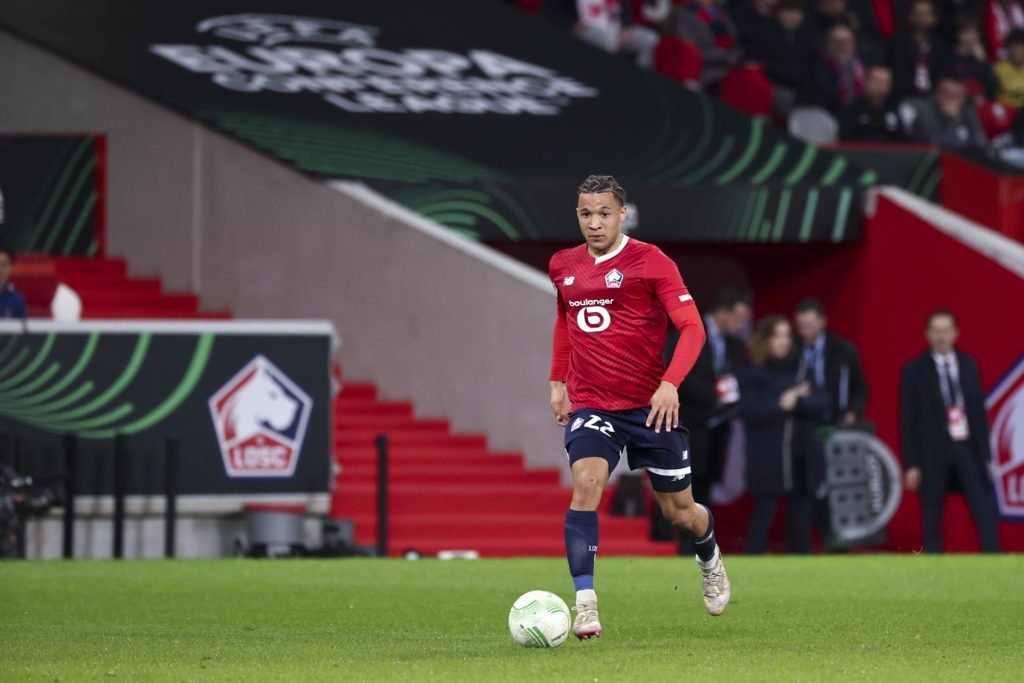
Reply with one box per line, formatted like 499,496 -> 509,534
630,415 -> 730,616
563,412 -> 624,641
652,484 -> 730,616
566,456 -> 610,639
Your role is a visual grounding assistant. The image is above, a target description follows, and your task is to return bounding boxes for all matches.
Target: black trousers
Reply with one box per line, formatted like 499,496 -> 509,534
921,442 -> 1001,553
746,457 -> 814,555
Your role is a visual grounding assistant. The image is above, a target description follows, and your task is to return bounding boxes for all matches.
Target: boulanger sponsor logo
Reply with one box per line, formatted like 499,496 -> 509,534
208,355 -> 312,478
824,431 -> 902,542
566,298 -> 614,307
576,306 -> 611,333
986,354 -> 1024,519
151,14 -> 598,115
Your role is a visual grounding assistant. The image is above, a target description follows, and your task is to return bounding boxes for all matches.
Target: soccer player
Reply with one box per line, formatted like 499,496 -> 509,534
549,175 -> 730,640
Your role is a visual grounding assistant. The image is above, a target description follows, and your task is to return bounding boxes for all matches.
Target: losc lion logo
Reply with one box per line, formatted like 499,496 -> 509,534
208,355 -> 312,478
986,354 -> 1024,519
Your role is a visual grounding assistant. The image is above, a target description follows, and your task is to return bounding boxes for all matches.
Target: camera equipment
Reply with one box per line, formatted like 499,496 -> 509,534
0,465 -> 62,558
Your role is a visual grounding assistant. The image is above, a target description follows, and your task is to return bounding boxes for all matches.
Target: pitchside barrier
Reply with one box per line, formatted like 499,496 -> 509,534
0,319 -> 337,558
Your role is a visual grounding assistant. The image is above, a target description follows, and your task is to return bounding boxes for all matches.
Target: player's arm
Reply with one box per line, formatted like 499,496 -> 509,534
645,250 -> 706,433
549,286 -> 572,427
648,305 -> 706,432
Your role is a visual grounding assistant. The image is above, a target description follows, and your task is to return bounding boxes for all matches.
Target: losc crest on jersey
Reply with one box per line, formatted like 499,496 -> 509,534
604,269 -> 624,288
208,355 -> 313,478
987,354 -> 1024,519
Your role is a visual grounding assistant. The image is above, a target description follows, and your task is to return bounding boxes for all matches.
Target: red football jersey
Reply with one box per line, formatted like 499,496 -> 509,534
549,236 -> 696,411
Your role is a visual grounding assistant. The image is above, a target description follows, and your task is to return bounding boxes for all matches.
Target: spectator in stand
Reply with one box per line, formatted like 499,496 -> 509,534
672,0 -> 743,87
886,0 -> 950,99
938,0 -> 984,43
839,64 -> 909,140
740,315 -> 831,555
995,27 -> 1024,105
812,0 -> 883,63
543,0 -> 661,67
985,0 -> 1024,60
801,24 -> 869,112
946,17 -> 999,102
745,0 -> 821,116
0,245 -> 27,320
909,75 -> 989,145
732,0 -> 779,47
900,309 -> 1000,553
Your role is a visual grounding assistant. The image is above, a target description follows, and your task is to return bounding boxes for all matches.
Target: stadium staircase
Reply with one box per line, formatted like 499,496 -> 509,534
332,382 -> 676,557
11,253 -> 230,319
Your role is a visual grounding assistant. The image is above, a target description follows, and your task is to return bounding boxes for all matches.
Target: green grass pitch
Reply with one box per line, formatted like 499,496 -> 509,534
2,555 -> 1021,681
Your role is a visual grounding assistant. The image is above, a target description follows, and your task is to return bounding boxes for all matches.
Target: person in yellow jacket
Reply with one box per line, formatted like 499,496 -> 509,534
995,28 -> 1024,107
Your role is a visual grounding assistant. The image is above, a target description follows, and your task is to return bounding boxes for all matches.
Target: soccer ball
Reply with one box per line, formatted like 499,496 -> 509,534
508,590 -> 571,648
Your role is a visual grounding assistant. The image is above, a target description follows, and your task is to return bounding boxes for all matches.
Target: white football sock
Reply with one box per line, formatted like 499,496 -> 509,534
576,588 -> 597,607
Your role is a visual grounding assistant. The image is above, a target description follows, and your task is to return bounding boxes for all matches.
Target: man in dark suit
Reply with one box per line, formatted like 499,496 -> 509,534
900,309 -> 1000,553
793,297 -> 868,427
794,296 -> 869,550
678,287 -> 751,507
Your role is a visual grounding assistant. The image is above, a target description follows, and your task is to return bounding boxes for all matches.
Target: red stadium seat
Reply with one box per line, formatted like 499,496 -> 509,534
654,36 -> 702,86
718,64 -> 774,117
976,101 -> 1018,139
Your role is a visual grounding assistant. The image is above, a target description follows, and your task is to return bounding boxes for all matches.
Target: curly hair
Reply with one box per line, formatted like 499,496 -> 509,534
577,175 -> 626,206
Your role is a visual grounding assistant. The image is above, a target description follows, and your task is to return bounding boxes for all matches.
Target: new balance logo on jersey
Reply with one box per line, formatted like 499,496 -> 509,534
563,276 -> 575,286
605,269 -> 624,288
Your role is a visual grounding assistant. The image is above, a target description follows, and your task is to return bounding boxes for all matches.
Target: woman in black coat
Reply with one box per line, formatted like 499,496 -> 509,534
740,315 -> 831,554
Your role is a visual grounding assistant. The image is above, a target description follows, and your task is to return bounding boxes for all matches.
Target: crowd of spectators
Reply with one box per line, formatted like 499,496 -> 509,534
526,0 -> 1024,147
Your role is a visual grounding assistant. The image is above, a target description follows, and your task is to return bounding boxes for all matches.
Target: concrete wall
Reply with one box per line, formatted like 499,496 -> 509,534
0,29 -> 565,475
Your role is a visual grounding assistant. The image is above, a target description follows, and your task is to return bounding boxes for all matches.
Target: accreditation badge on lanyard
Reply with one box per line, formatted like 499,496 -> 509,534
947,405 -> 969,441
715,374 -> 740,405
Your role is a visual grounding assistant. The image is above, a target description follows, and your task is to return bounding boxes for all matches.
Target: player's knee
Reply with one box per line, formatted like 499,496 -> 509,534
573,474 -> 604,501
662,500 -> 699,529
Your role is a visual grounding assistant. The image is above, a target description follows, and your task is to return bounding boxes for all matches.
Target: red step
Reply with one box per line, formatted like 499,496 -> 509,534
334,402 -> 414,418
338,465 -> 560,486
339,452 -> 525,470
334,415 -> 449,430
338,384 -> 377,401
335,432 -> 487,449
53,257 -> 127,278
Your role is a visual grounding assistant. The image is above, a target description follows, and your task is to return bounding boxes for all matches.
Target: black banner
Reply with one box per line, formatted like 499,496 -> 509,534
0,321 -> 334,499
0,0 -> 869,243
829,145 -> 942,202
0,135 -> 103,255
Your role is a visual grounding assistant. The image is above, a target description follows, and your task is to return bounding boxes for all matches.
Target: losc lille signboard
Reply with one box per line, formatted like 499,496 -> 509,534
208,354 -> 313,478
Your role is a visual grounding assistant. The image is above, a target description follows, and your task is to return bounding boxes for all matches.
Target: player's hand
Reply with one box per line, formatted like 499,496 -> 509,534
904,467 -> 921,491
646,381 -> 679,434
550,381 -> 572,427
